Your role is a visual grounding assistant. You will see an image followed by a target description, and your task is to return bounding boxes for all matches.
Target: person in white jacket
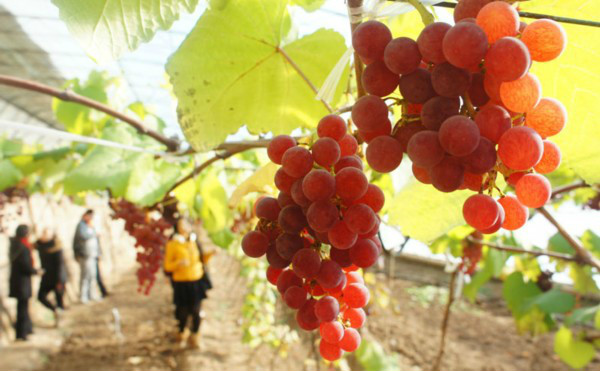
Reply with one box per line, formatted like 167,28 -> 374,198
73,210 -> 99,303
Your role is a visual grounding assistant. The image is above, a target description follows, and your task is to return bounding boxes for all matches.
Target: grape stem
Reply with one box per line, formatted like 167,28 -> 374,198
347,0 -> 366,98
536,207 -> 600,271
0,74 -> 180,152
431,269 -> 458,371
462,92 -> 476,117
276,46 -> 334,114
466,236 -> 580,262
550,181 -> 590,199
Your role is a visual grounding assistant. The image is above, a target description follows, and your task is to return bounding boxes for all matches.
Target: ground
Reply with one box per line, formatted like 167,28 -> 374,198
1,251 -> 598,371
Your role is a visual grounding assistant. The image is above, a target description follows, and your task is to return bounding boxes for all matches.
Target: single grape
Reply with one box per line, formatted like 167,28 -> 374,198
343,307 -> 366,328
498,195 -> 529,230
506,171 -> 526,186
317,260 -> 344,289
525,97 -> 567,138
344,204 -> 377,235
297,298 -> 320,331
255,197 -> 281,221
274,168 -> 296,194
276,233 -> 304,260
291,178 -> 311,207
460,137 -> 497,174
319,340 -> 343,361
497,126 -> 543,170
453,0 -> 493,22
358,118 -> 392,143
515,173 -> 551,208
362,60 -> 400,97
328,220 -> 358,250
278,205 -> 308,233
268,135 -> 296,164
318,115 -> 347,141
399,68 -> 436,104
442,22 -> 488,69
267,245 -> 292,269
330,246 -> 353,268
407,131 -> 446,168
342,283 -> 370,308
303,170 -> 336,202
417,22 -> 452,63
276,269 -> 303,295
431,63 -> 472,98
462,194 -> 500,230
241,230 -> 269,258
335,167 -> 368,201
353,184 -> 385,213
393,122 -> 426,153
485,37 -> 530,82
384,37 -> 422,75
521,19 -> 566,62
282,146 -> 314,178
468,72 -> 490,107
476,1 -> 519,43
349,239 -> 379,268
365,136 -> 403,173
346,271 -> 365,285
352,20 -> 392,64
307,201 -> 339,232
462,172 -> 483,191
429,156 -> 465,192
320,321 -> 344,344
334,155 -> 363,173
534,140 -> 561,174
266,266 -> 283,285
499,73 -> 542,113
312,138 -> 341,168
479,201 -> 505,234
421,96 -> 460,131
284,286 -> 308,309
475,104 -> 511,143
292,248 -> 322,279
339,328 -> 361,352
314,296 -> 340,322
351,95 -> 389,132
439,115 -> 481,157
412,164 -> 432,184
338,134 -> 359,156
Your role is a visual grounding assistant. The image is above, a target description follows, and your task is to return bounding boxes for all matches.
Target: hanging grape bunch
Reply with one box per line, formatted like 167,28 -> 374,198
111,200 -> 172,294
353,0 -> 567,234
241,116 -> 385,361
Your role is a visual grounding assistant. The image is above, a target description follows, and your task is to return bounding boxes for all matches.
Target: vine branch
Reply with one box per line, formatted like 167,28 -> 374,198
347,0 -> 366,98
431,270 -> 457,371
467,236 -> 580,263
0,74 -> 180,151
537,207 -> 600,271
276,47 -> 334,114
551,181 -> 590,199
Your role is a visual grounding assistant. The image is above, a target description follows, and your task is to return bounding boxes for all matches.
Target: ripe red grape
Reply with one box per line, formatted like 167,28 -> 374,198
475,104 -> 511,143
365,136 -> 403,173
344,204 -> 377,235
319,340 -> 343,361
521,19 -> 566,62
278,205 -> 308,233
429,156 -> 465,192
302,170 -> 336,202
525,97 -> 567,138
276,233 -> 304,260
338,134 -> 359,156
342,283 -> 370,308
438,115 -> 481,157
320,321 -> 344,344
442,22 -> 488,69
343,307 -> 366,328
485,37 -> 530,82
463,194 -> 500,230
394,121 -> 426,153
349,239 -> 379,268
314,296 -> 340,322
351,95 -> 388,132
431,63 -> 472,97
334,155 -> 363,173
242,230 -> 269,258
362,60 -> 399,97
417,22 -> 452,64
534,140 -> 561,174
399,68 -> 436,104
384,37 -> 422,75
421,96 -> 460,131
352,20 -> 392,64
292,248 -> 321,279
515,173 -> 551,208
468,72 -> 490,107
312,138 -> 341,168
499,73 -> 542,113
498,195 -> 528,230
476,1 -> 519,43
497,126 -> 543,170
268,135 -> 296,164
282,146 -> 314,178
460,137 -> 497,174
284,285 -> 308,309
353,184 -> 385,213
328,220 -> 357,250
318,115 -> 346,141
335,167 -> 368,201
339,328 -> 361,352
255,197 -> 281,221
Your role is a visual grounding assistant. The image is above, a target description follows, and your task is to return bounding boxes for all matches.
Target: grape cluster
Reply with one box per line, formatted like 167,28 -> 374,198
241,116 -> 385,361
351,0 -> 567,234
111,200 -> 172,294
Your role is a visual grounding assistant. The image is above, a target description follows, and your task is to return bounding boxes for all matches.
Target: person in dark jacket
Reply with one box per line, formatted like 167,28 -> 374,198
36,228 -> 67,326
9,224 -> 37,341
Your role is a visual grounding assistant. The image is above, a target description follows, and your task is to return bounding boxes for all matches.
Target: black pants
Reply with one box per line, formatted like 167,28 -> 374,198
175,302 -> 201,333
15,298 -> 33,340
38,285 -> 64,312
96,259 -> 108,297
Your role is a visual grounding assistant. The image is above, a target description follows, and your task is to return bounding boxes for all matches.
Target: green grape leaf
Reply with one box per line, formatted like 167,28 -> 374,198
0,160 -> 23,191
290,0 -> 326,12
554,326 -> 596,369
581,230 -> 600,258
521,0 -> 600,184
548,232 -> 575,255
388,180 -> 471,242
503,272 -> 542,318
569,264 -> 600,294
52,0 -> 199,63
525,289 -> 575,314
63,123 -> 143,196
166,0 -> 348,151
463,248 -> 507,301
125,156 -> 181,206
39,158 -> 76,192
198,171 -> 231,233
229,162 -> 278,207
355,338 -> 400,371
208,228 -> 235,249
565,305 -> 600,327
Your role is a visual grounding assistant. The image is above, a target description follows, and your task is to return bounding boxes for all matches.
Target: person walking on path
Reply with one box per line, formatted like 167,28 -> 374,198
36,228 -> 67,326
73,210 -> 100,303
9,224 -> 38,341
163,219 -> 212,349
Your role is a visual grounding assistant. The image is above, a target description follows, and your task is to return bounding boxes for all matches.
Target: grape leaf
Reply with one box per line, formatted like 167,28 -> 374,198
0,160 -> 22,191
521,0 -> 600,184
554,326 -> 596,369
565,305 -> 600,327
166,0 -> 348,151
548,232 -> 575,255
388,180 -> 471,242
525,289 -> 575,314
503,272 -> 542,318
229,162 -> 278,207
198,171 -> 231,233
125,156 -> 181,206
569,264 -> 599,294
52,0 -> 199,63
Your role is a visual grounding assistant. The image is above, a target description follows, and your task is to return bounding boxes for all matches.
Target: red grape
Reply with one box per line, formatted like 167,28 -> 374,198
242,230 -> 269,258
485,37 -> 530,82
438,115 -> 481,157
442,22 -> 488,69
352,20 -> 392,64
292,248 -> 321,279
384,37 -> 422,75
328,220 -> 358,250
282,146 -> 314,178
312,138 -> 341,168
498,195 -> 528,230
318,115 -> 346,141
335,168 -> 368,201
417,22 -> 452,63
475,104 -> 511,143
534,140 -> 561,174
268,135 -> 296,164
431,63 -> 471,97
421,96 -> 460,131
302,170 -> 336,202
362,60 -> 399,97
497,126 -> 543,170
476,1 -> 519,43
365,136 -> 403,173
429,156 -> 465,192
407,131 -> 445,168
463,194 -> 500,230
399,68 -> 436,104
460,137 -> 497,174
521,19 -> 566,62
525,97 -> 567,138
342,283 -> 370,308
515,173 -> 551,208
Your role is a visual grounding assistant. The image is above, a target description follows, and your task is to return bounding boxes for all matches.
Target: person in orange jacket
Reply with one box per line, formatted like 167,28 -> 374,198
164,219 -> 212,349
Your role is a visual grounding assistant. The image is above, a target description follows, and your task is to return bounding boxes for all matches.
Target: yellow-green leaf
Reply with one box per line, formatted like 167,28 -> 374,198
229,162 -> 278,207
554,326 -> 596,369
